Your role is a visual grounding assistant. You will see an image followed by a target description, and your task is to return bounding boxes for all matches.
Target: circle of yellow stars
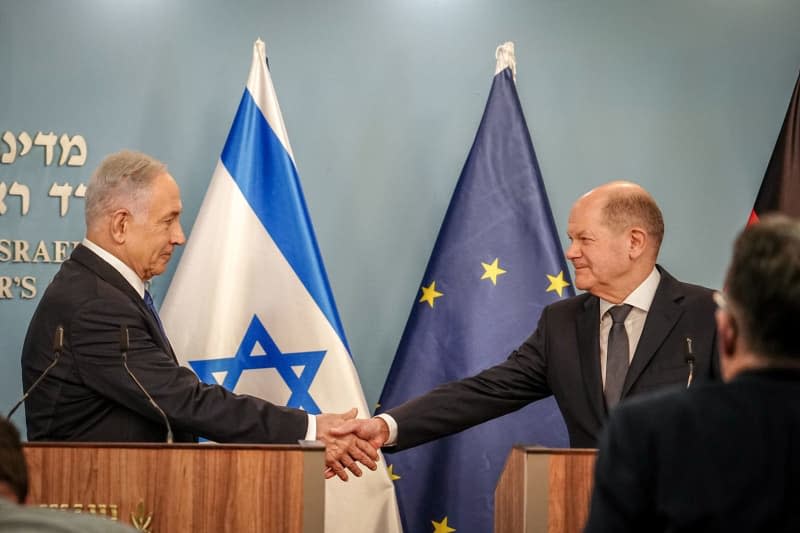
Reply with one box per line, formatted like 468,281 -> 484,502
411,262 -> 572,533
418,258 -> 570,308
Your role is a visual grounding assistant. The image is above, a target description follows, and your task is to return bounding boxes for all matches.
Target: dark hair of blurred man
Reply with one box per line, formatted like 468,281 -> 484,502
0,417 -> 28,503
0,417 -> 138,531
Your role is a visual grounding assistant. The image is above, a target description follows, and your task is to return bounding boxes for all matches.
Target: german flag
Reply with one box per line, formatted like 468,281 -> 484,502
749,70 -> 800,225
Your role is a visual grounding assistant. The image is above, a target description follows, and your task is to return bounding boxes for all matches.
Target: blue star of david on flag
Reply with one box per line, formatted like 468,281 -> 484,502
189,315 -> 325,414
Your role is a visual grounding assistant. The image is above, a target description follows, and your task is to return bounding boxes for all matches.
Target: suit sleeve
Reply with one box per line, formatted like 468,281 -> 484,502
69,295 -> 308,443
584,403 -> 656,533
387,307 -> 553,450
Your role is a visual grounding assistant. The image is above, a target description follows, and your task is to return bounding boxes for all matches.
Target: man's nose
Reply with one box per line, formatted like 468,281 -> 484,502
173,223 -> 186,245
565,241 -> 578,259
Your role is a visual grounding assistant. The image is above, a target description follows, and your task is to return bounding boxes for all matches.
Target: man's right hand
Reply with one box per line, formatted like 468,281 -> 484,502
316,409 -> 379,481
329,417 -> 390,450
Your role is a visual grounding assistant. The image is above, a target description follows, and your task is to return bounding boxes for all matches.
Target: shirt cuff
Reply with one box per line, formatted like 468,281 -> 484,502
305,413 -> 317,441
375,413 -> 398,446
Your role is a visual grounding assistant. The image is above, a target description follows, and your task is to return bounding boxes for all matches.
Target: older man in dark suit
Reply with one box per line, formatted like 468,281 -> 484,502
333,181 -> 719,449
585,215 -> 800,532
20,150 -> 375,480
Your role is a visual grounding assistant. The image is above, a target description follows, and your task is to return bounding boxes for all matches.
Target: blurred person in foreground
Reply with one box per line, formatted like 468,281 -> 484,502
0,416 -> 136,532
585,214 -> 800,532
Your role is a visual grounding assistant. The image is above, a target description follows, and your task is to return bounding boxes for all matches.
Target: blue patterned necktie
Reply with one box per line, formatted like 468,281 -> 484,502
143,289 -> 167,340
604,304 -> 633,410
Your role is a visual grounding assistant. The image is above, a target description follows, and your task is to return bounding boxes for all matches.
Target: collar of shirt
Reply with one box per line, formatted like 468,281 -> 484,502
598,267 -> 661,316
597,267 -> 661,382
81,238 -> 146,299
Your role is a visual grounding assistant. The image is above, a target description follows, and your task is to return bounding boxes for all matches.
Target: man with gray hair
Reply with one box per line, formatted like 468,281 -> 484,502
20,150 -> 375,480
585,215 -> 800,531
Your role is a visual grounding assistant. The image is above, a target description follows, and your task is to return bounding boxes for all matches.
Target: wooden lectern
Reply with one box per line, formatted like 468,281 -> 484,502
23,441 -> 325,533
495,447 -> 597,533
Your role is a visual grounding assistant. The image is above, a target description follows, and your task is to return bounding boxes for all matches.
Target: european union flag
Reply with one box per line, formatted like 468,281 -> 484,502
377,42 -> 574,533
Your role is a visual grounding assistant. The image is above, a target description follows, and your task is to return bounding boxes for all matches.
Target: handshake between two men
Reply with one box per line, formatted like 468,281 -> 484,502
317,410 -> 390,481
20,153 -> 719,492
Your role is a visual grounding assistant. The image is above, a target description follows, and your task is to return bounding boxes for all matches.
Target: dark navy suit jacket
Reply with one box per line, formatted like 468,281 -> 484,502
585,368 -> 800,532
22,244 -> 307,443
388,266 -> 719,449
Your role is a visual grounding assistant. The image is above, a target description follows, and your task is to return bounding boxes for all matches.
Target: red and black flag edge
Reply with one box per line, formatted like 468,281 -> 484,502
749,70 -> 800,225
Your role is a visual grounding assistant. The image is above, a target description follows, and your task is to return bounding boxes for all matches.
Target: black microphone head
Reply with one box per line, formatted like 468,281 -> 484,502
52,325 -> 64,354
120,325 -> 130,353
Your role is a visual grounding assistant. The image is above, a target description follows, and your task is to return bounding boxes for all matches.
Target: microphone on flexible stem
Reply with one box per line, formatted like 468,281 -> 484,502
8,325 -> 64,418
120,325 -> 174,443
685,337 -> 695,389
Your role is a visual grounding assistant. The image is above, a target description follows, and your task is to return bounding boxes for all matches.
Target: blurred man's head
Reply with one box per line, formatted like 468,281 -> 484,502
85,150 -> 186,281
566,181 -> 664,303
0,417 -> 28,503
717,215 -> 800,380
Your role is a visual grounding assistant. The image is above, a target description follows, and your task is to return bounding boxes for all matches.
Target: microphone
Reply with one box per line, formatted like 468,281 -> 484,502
8,325 -> 64,418
685,337 -> 695,389
120,325 -> 174,443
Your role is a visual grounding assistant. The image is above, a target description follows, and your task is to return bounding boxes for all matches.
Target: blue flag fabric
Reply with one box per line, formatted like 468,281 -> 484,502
377,62 -> 574,533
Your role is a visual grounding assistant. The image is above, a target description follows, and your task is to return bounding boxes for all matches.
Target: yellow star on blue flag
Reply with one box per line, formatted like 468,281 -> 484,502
419,281 -> 443,307
432,516 -> 456,533
545,271 -> 571,297
431,516 -> 455,533
480,258 -> 507,285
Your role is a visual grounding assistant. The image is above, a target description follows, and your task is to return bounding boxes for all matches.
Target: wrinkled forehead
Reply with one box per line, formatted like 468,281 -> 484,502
136,172 -> 182,214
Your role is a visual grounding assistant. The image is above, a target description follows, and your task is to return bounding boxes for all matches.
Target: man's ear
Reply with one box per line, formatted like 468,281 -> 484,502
110,209 -> 129,244
628,227 -> 647,259
716,309 -> 738,359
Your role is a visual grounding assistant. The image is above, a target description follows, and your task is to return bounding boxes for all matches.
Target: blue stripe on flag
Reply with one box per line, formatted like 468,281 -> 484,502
220,88 -> 349,351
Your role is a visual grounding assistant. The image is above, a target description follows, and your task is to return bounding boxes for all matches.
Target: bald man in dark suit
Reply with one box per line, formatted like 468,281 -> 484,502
333,181 -> 719,450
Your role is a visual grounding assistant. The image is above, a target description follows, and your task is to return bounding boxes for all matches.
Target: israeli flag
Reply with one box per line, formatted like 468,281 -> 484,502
161,39 -> 401,533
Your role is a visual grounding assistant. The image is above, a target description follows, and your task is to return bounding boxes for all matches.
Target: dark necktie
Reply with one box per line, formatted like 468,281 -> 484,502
144,289 -> 167,340
604,304 -> 633,410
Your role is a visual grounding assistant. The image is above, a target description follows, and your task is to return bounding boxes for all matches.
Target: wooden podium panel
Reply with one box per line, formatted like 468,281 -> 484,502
495,447 -> 597,533
23,442 -> 325,533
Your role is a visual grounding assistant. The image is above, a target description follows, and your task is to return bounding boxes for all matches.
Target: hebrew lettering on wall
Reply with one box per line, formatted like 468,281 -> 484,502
1,131 -> 87,167
0,181 -> 86,217
1,128 -> 90,299
0,129 -> 89,217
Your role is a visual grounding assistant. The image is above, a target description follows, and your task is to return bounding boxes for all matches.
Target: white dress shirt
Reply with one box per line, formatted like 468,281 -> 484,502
598,267 -> 661,386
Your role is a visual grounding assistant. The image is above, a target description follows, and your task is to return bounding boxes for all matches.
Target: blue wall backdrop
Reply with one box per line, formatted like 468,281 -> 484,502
2,0 -> 799,433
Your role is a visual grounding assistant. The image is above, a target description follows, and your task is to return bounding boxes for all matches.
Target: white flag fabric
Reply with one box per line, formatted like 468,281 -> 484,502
160,39 -> 402,533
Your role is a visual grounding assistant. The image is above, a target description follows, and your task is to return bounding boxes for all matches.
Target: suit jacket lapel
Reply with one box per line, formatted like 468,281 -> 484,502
622,266 -> 684,397
71,245 -> 178,363
577,295 -> 606,422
